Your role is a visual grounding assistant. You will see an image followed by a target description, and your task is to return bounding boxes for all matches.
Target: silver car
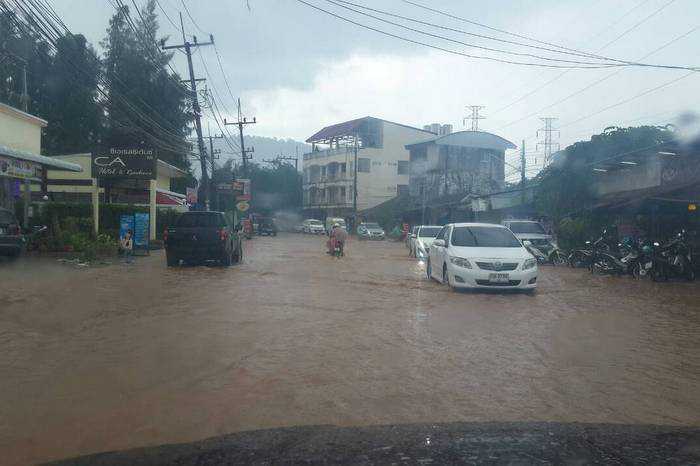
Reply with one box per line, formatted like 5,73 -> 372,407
357,222 -> 385,240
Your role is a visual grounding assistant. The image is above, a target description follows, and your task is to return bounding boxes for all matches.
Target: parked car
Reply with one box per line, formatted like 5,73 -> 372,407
257,217 -> 278,236
0,207 -> 22,257
163,211 -> 242,266
302,219 -> 325,235
502,219 -> 552,246
325,217 -> 347,233
427,223 -> 537,292
357,222 -> 385,240
410,225 -> 442,259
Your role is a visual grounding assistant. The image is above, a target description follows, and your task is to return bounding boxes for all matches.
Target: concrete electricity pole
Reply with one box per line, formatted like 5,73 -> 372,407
224,98 -> 256,176
162,13 -> 214,209
352,134 -> 359,230
206,131 -> 224,210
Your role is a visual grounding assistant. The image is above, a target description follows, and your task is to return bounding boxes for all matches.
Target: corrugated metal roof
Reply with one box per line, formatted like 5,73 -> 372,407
0,102 -> 48,126
405,130 -> 516,151
306,116 -> 433,143
0,144 -> 82,172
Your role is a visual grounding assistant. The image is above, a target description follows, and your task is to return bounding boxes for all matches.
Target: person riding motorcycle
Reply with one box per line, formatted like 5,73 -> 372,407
327,223 -> 347,255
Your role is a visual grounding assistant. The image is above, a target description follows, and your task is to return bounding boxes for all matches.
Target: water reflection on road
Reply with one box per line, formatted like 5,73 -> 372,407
1,234 -> 699,465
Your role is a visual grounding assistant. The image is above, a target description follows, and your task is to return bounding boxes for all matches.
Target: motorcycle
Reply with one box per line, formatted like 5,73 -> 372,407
333,240 -> 344,258
568,240 -> 593,268
523,240 -> 567,266
590,237 -> 642,276
649,231 -> 694,281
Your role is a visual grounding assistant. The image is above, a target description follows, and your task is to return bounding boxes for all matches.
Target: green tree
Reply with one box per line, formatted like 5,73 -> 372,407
101,1 -> 191,170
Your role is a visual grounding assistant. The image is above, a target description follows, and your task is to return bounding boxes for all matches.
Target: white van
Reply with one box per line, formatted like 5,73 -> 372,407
325,217 -> 347,233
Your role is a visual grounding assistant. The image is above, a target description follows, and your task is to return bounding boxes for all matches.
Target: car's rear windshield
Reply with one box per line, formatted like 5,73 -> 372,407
451,226 -> 522,248
176,213 -> 226,227
419,227 -> 441,238
364,223 -> 380,229
0,210 -> 16,224
507,222 -> 545,234
308,220 -> 322,225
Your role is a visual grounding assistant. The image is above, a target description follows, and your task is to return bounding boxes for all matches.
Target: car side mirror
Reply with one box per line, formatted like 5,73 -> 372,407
433,239 -> 445,247
523,240 -> 532,246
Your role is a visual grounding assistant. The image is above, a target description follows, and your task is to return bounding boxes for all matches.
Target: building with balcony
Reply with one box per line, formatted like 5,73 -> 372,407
302,116 -> 434,220
406,130 -> 516,203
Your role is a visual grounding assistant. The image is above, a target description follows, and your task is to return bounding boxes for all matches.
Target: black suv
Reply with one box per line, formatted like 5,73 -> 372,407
164,211 -> 242,266
0,208 -> 22,257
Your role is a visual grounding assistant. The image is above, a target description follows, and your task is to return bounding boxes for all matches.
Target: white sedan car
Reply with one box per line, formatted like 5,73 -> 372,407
410,225 -> 442,259
427,223 -> 537,292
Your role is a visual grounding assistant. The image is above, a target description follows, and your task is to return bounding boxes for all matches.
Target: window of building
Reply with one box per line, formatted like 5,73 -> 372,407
358,158 -> 371,172
397,160 -> 409,175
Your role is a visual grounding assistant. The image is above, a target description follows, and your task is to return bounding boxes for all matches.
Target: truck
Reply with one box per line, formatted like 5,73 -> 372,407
163,211 -> 242,266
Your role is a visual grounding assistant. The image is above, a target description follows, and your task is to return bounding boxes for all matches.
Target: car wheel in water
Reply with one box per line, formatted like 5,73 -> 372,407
686,267 -> 695,281
443,264 -> 449,287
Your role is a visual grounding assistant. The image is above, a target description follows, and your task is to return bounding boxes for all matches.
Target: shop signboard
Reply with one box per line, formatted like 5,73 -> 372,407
234,178 -> 251,201
119,214 -> 135,243
91,148 -> 157,179
0,155 -> 42,181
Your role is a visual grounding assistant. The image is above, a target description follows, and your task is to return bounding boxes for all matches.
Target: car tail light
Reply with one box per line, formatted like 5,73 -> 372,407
163,229 -> 169,242
219,229 -> 228,241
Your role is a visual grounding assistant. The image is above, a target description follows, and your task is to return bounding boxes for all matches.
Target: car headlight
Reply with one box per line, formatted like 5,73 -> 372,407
522,258 -> 537,270
449,256 -> 472,269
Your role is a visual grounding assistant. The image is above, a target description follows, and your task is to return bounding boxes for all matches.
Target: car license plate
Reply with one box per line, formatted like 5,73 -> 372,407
489,273 -> 509,283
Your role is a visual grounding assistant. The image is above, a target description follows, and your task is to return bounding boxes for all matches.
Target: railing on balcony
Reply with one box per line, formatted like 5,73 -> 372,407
303,176 -> 352,186
303,146 -> 353,161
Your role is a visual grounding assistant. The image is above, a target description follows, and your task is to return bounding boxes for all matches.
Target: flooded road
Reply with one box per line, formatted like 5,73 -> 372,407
1,234 -> 699,465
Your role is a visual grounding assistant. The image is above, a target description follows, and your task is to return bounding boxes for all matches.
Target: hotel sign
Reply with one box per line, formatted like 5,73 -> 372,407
91,148 -> 157,179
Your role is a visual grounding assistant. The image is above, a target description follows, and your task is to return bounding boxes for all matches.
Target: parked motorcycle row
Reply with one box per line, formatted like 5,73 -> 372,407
566,228 -> 695,282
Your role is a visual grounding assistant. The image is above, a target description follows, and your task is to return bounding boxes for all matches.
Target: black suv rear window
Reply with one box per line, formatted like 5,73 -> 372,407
176,213 -> 226,227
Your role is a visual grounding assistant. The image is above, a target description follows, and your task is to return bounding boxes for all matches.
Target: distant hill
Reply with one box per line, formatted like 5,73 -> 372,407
212,135 -> 310,170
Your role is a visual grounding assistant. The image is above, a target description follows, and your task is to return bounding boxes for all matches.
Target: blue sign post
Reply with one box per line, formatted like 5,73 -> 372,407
120,213 -> 150,256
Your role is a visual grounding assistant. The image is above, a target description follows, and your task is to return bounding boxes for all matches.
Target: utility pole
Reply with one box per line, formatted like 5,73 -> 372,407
464,105 -> 486,132
352,134 -> 359,231
520,140 -> 526,205
537,117 -> 560,167
206,130 -> 224,210
224,98 -> 256,176
162,13 -> 213,209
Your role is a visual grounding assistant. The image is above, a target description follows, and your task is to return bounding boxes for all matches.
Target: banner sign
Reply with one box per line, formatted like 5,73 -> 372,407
235,178 -> 251,201
91,148 -> 157,179
133,213 -> 150,249
217,183 -> 233,191
119,215 -> 134,245
186,187 -> 198,204
236,201 -> 250,212
0,155 -> 42,181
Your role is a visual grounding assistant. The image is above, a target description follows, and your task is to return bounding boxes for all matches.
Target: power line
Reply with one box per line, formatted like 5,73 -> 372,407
495,24 -> 700,131
154,0 -> 179,30
489,0 -> 685,119
180,0 -> 207,34
322,0 -> 628,67
399,0 -> 642,62
294,0 -> 623,69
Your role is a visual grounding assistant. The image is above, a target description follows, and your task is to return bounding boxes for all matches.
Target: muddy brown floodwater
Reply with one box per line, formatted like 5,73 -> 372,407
1,234 -> 699,465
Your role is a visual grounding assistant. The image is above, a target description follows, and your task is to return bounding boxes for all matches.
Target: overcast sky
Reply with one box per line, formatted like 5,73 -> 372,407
52,0 -> 700,178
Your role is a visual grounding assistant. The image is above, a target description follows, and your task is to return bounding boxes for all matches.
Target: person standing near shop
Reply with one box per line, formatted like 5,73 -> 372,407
120,229 -> 134,264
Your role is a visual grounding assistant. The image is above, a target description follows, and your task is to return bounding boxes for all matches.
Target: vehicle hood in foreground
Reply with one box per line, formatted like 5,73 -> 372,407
513,233 -> 552,241
49,422 -> 700,465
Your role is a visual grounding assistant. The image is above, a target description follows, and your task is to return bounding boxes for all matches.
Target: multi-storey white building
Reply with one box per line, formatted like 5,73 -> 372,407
302,116 -> 434,219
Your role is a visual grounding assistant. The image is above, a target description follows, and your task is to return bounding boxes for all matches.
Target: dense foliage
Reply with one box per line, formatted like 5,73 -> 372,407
0,2 -> 191,169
